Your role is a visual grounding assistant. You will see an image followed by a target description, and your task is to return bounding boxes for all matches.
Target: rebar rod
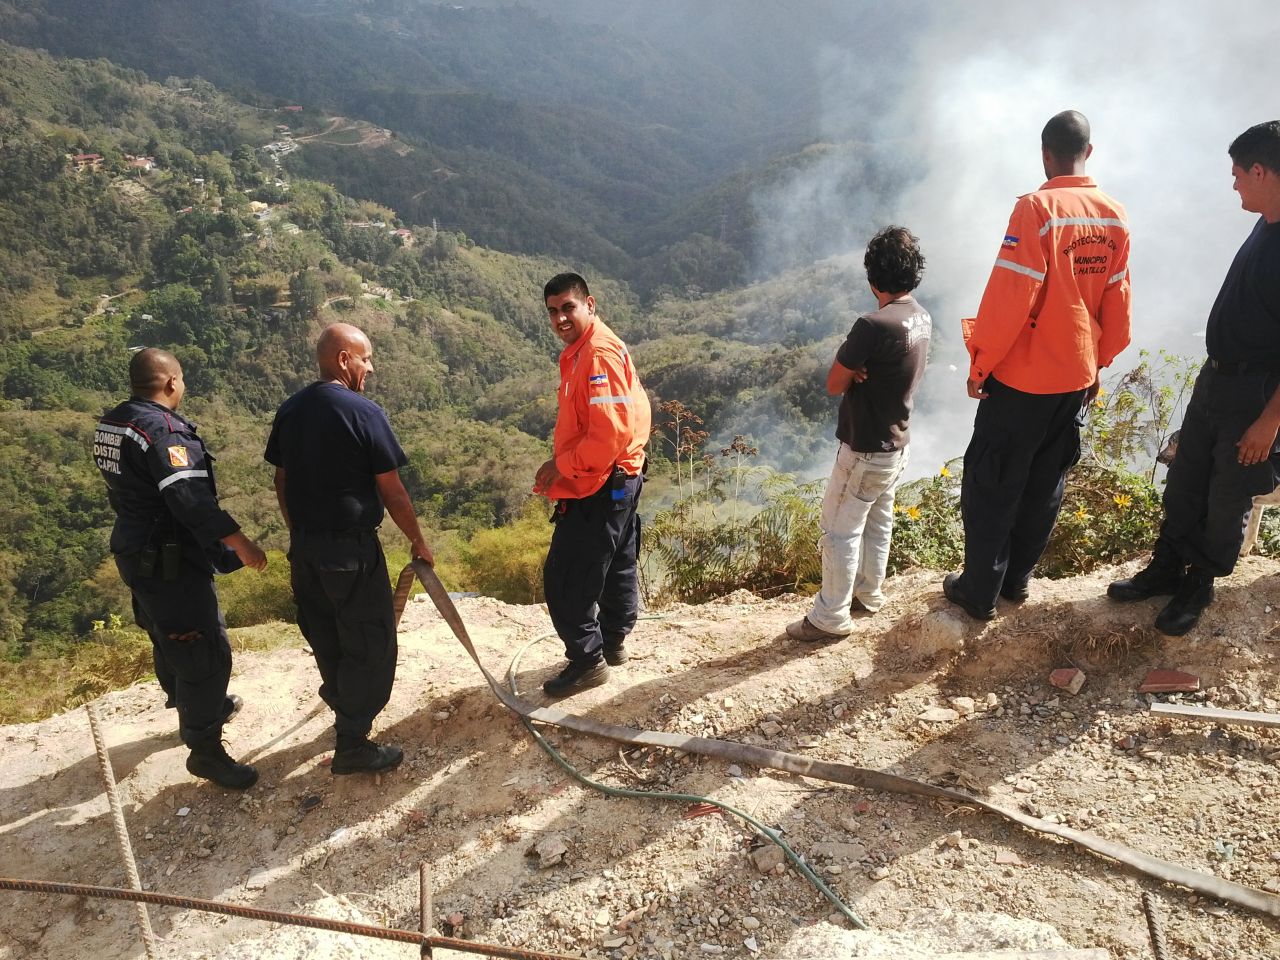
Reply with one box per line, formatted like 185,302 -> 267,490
85,702 -> 159,959
0,878 -> 575,960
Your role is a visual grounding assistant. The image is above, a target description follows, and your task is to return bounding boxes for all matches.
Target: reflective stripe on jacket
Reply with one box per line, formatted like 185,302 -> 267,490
545,318 -> 651,499
963,175 -> 1132,394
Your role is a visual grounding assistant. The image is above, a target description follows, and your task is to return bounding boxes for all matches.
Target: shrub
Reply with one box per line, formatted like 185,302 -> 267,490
455,500 -> 552,604
643,468 -> 822,604
887,460 -> 964,574
218,549 -> 295,627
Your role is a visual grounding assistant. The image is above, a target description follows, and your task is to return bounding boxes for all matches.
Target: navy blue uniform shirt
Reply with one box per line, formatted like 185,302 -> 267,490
1206,217 -> 1280,363
94,398 -> 240,573
264,382 -> 408,532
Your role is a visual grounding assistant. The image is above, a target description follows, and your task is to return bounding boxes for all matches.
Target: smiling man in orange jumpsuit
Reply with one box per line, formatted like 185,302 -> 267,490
943,110 -> 1132,620
535,272 -> 651,697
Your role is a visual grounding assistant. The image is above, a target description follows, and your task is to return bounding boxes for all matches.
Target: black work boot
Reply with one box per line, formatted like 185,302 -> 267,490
543,659 -> 610,698
222,694 -> 244,723
186,740 -> 259,790
602,636 -> 629,666
332,737 -> 404,775
942,572 -> 996,621
1108,549 -> 1184,602
1154,567 -> 1215,636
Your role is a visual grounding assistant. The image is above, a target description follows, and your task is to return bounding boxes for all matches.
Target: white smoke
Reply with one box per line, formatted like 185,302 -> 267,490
752,0 -> 1280,479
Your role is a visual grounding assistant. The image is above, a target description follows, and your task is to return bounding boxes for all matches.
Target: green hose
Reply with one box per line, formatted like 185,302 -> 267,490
507,633 -> 869,931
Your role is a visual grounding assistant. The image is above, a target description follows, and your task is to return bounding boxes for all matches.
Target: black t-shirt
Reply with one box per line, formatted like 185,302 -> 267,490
264,382 -> 408,532
835,295 -> 932,452
1205,217 -> 1280,363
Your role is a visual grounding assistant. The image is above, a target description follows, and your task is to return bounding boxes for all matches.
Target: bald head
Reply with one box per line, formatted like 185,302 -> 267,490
129,348 -> 182,397
316,323 -> 375,392
1042,110 -> 1091,163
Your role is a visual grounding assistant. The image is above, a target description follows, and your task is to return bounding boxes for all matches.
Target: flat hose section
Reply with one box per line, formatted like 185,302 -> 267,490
396,559 -> 1280,920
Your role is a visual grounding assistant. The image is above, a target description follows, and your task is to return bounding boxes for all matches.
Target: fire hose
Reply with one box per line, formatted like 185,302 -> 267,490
395,559 -> 1280,921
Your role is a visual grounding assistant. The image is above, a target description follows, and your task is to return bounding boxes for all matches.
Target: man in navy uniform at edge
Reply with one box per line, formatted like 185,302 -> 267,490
1109,121 -> 1280,635
95,348 -> 268,789
266,322 -> 434,775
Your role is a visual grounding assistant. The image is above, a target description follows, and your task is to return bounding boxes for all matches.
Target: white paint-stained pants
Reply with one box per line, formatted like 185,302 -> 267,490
807,443 -> 908,633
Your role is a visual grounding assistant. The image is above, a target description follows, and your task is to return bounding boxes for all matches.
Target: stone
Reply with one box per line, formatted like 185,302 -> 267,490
603,937 -> 627,949
245,867 -> 269,890
949,696 -> 976,716
1050,668 -> 1086,695
811,841 -> 867,861
1139,669 -> 1200,693
741,917 -> 760,930
995,849 -> 1024,866
527,835 -> 570,868
750,845 -> 786,873
912,611 -> 967,657
758,721 -> 782,737
918,707 -> 960,723
869,865 -> 890,880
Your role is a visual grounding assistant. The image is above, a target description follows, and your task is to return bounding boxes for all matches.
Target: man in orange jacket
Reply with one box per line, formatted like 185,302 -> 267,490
534,272 -> 651,697
943,110 -> 1132,620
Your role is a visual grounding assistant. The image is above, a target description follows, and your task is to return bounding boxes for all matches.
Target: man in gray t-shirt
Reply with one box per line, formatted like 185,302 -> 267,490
787,227 -> 931,642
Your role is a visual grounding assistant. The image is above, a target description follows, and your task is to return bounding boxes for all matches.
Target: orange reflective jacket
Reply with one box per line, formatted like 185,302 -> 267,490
543,318 -> 651,500
963,175 -> 1132,394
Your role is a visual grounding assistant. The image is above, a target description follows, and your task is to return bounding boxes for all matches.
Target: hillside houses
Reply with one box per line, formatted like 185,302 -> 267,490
263,140 -> 299,159
68,153 -> 102,172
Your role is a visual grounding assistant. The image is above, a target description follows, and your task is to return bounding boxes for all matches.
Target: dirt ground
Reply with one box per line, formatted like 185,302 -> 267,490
4,558 -> 1280,959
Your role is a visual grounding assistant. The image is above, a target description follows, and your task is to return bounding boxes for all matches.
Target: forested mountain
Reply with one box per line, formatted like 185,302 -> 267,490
0,0 -> 910,298
0,42 -> 862,660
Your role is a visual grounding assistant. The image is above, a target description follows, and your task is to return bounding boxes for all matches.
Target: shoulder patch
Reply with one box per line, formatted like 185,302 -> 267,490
588,373 -> 609,385
168,445 -> 190,468
1001,234 -> 1019,250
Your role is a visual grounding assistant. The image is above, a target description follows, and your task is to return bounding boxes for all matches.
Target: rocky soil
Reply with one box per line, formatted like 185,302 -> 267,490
4,558 -> 1280,959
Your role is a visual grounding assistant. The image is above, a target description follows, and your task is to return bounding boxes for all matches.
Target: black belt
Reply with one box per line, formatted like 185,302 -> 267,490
1208,358 -> 1280,375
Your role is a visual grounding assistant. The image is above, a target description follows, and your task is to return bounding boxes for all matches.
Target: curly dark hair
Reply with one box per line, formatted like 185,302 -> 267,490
863,226 -> 924,293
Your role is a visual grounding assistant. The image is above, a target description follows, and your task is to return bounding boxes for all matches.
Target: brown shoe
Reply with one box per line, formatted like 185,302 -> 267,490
785,617 -> 850,643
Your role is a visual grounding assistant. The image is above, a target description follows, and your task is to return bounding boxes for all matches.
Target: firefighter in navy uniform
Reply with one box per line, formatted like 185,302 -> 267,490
95,348 -> 267,789
266,323 -> 435,776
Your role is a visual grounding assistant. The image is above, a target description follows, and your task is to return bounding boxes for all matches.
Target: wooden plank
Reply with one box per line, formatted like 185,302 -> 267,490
1151,701 -> 1280,729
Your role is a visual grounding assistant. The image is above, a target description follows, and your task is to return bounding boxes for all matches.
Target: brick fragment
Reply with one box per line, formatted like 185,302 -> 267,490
1049,667 -> 1086,695
1139,669 -> 1200,694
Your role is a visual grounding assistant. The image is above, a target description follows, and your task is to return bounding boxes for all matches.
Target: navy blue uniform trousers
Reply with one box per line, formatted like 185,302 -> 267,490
1157,363 -> 1280,576
116,553 -> 232,747
959,377 -> 1086,608
544,474 -> 643,664
289,529 -> 397,740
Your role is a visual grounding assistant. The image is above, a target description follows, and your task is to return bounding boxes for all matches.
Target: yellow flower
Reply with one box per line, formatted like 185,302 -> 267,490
1113,493 -> 1132,509
1074,507 -> 1089,521
906,506 -> 922,521
939,466 -> 951,477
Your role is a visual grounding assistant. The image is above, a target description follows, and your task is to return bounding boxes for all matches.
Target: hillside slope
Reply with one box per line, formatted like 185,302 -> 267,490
4,560 -> 1280,958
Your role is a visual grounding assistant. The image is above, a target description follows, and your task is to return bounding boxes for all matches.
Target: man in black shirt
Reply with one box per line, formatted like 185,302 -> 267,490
787,227 -> 931,642
266,323 -> 434,774
1109,121 -> 1280,635
96,348 -> 267,789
